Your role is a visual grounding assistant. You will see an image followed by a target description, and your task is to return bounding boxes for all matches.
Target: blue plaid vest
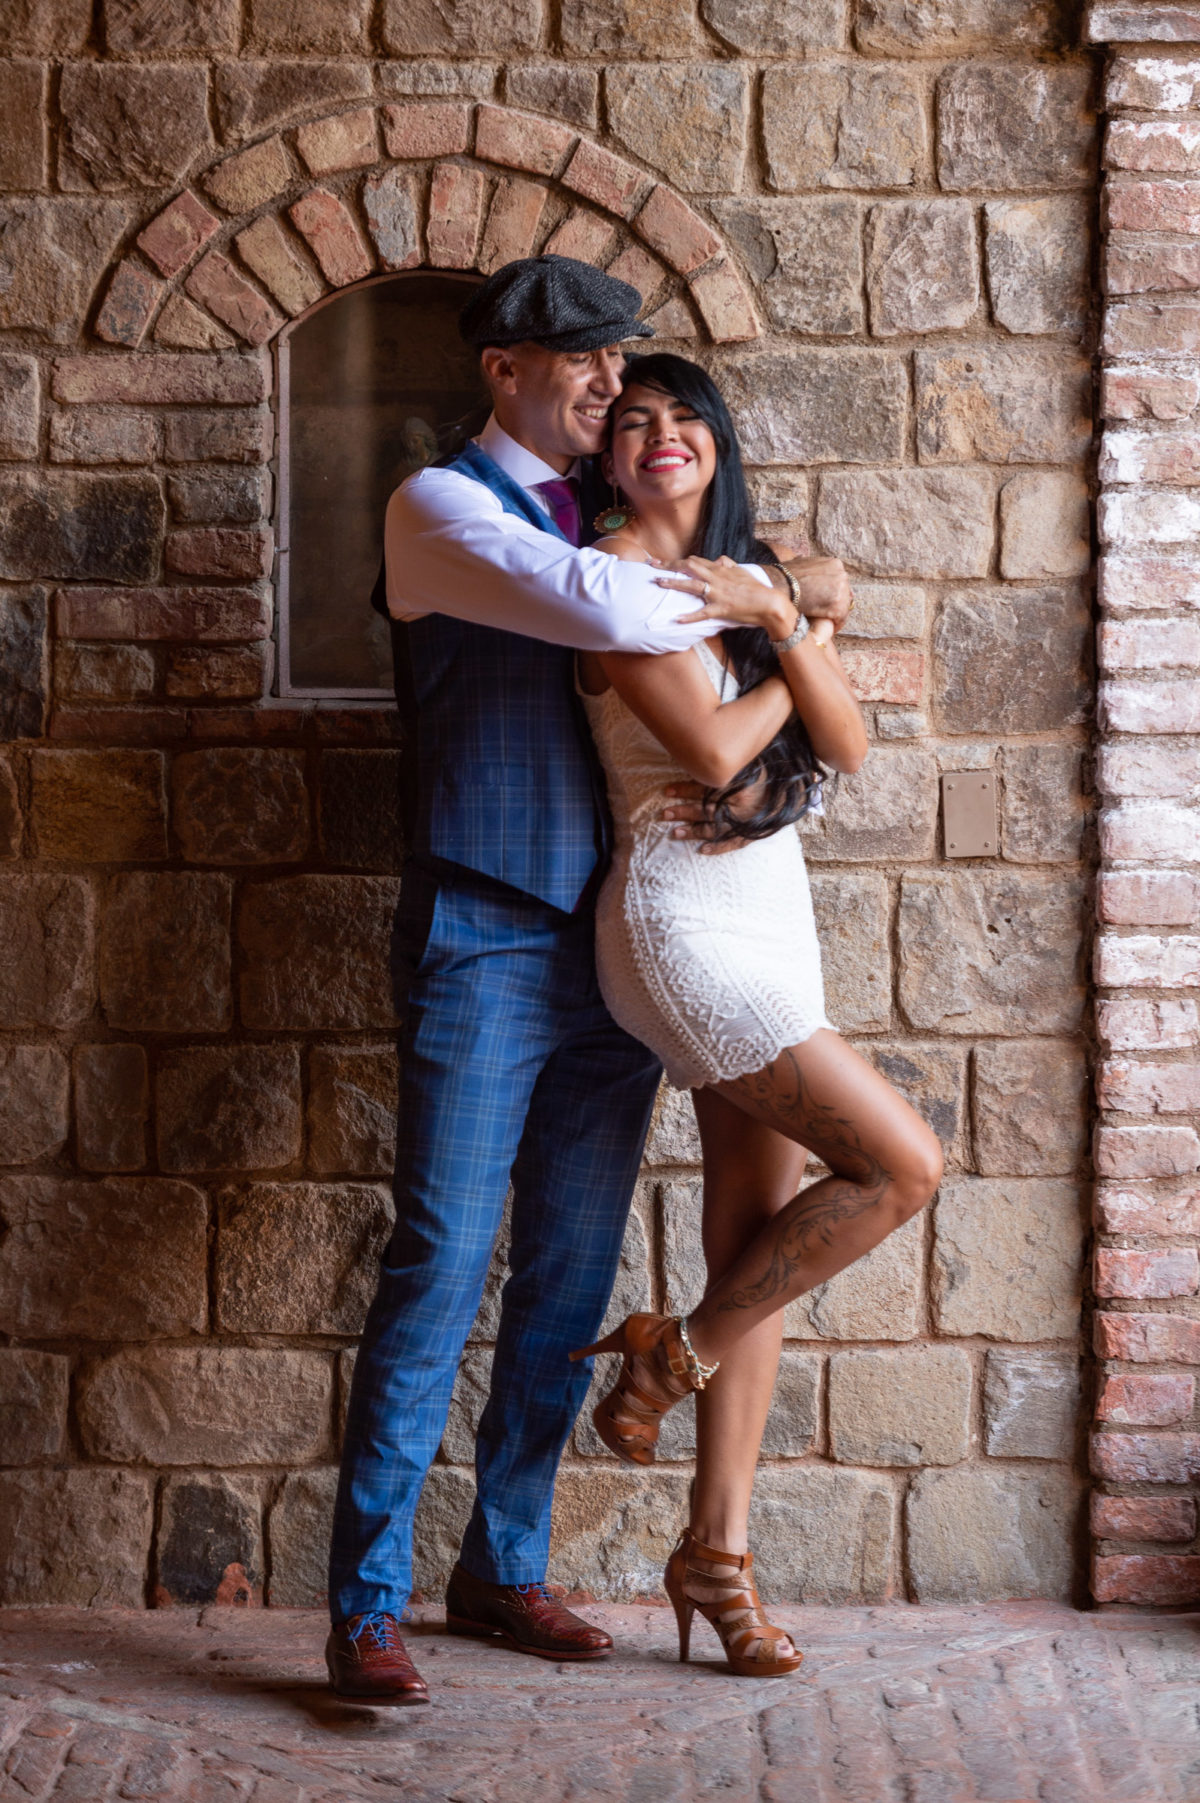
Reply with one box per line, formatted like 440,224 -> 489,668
384,441 -> 608,913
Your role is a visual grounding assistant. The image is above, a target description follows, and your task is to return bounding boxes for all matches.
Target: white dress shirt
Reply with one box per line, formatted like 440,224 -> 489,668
384,414 -> 755,655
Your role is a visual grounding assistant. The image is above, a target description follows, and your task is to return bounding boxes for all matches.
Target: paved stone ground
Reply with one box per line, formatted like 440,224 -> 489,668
2,1601 -> 1199,1802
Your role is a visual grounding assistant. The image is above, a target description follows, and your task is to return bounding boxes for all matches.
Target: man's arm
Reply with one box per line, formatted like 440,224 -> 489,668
386,467 -> 732,656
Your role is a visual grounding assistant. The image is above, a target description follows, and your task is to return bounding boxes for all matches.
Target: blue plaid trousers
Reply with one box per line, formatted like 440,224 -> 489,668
328,863 -> 661,1624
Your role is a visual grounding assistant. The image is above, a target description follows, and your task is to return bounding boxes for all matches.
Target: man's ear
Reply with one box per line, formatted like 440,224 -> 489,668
480,345 -> 519,396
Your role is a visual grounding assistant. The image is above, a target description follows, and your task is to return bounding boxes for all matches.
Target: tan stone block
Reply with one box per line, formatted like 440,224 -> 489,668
381,0 -> 540,51
0,752 -> 20,861
165,645 -> 267,702
984,1349 -> 1079,1458
0,1470 -> 153,1606
999,471 -> 1091,580
644,1082 -> 702,1166
295,108 -> 379,176
172,748 -> 308,865
560,0 -> 701,53
937,62 -> 1094,193
986,197 -> 1090,335
215,60 -> 373,144
0,874 -> 94,1029
204,137 -> 292,215
606,242 -> 667,309
308,1045 -> 399,1176
74,1043 -> 148,1172
712,198 -> 862,335
157,1043 -> 302,1173
748,1468 -> 893,1603
0,60 -> 47,189
247,0 -> 371,52
155,1473 -> 263,1609
101,871 -> 231,1033
932,1175 -> 1084,1338
859,0 -> 1061,47
1,0 -> 91,52
363,168 -> 420,273
0,1175 -> 207,1337
49,409 -> 158,465
442,1346 -> 496,1464
479,176 -> 549,276
239,875 -> 402,1030
830,1345 -> 971,1466
0,1350 -> 68,1462
0,470 -> 164,584
867,1041 -> 969,1172
915,347 -> 1092,466
412,1466 -> 480,1595
31,749 -> 166,862
703,0 -> 844,51
689,259 -> 758,343
867,200 -> 980,336
154,294 -> 236,351
0,587 -> 46,740
0,1045 -> 68,1163
646,294 -> 698,339
266,1467 -> 338,1606
973,1039 -> 1087,1177
607,64 -> 746,194
290,186 -> 374,286
906,1467 -> 1078,1602
817,467 -> 992,576
216,1181 -> 392,1333
899,872 -> 1087,1036
1003,743 -> 1088,865
786,1209 -> 925,1340
0,198 -> 129,345
549,1466 -> 692,1597
0,354 -> 38,461
505,63 -> 598,128
103,0 -> 239,49
54,644 -> 154,704
167,470 -> 271,526
721,351 -> 907,467
162,406 -> 272,463
806,746 -> 939,865
763,63 -> 927,192
933,588 -> 1091,734
77,1347 -> 334,1464
317,749 -> 405,872
59,63 -> 212,192
842,583 -> 927,641
807,869 -> 892,1030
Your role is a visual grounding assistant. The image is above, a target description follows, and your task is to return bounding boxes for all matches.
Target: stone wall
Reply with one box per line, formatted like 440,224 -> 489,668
0,0 -> 1104,1609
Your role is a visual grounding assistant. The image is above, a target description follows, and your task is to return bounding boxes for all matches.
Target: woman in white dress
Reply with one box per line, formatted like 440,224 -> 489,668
570,355 -> 944,1678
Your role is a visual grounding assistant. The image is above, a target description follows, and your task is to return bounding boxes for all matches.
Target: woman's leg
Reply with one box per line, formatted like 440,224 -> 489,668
688,1028 -> 944,1368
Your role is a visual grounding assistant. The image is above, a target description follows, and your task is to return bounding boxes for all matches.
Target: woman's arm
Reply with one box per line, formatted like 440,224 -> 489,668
775,623 -> 869,774
598,648 -> 795,789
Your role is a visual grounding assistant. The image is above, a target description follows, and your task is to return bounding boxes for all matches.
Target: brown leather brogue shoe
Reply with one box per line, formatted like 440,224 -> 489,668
444,1563 -> 612,1661
325,1611 -> 430,1704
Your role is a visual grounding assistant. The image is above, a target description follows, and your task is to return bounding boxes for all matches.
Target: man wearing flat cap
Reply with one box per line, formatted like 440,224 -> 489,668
326,256 -> 850,1702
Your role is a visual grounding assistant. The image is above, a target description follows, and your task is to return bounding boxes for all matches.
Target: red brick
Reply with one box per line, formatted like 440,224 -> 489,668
295,107 -> 379,175
165,528 -> 273,580
49,706 -> 190,743
52,353 -> 268,407
94,261 -> 165,350
380,101 -> 471,159
1105,298 -> 1200,355
1101,425 -> 1200,485
137,191 -> 221,279
1098,997 -> 1200,1051
55,587 -> 271,643
690,260 -> 759,343
1097,1372 -> 1195,1425
1100,1057 -> 1200,1111
1101,551 -> 1200,610
1099,870 -> 1200,926
1108,117 -> 1200,174
1094,932 -> 1200,987
605,244 -> 664,305
187,705 -> 311,740
426,162 -> 485,269
1106,235 -> 1200,295
1097,1181 -> 1200,1232
1097,1550 -> 1200,1605
839,644 -> 925,705
1100,678 -> 1200,733
1091,1429 -> 1200,1482
544,210 -> 616,263
185,253 -> 284,349
634,186 -> 721,275
234,215 -> 324,318
162,408 -> 274,465
475,104 -> 574,176
1095,1309 -> 1200,1361
1098,743 -> 1200,799
288,188 -> 373,287
561,139 -> 646,217
1090,4 -> 1200,42
164,646 -> 268,701
1107,177 -> 1200,234
1094,1243 -> 1200,1296
1091,1494 -> 1197,1542
1107,50 -> 1200,110
1100,802 -> 1200,862
1101,362 -> 1200,420
479,176 -> 549,275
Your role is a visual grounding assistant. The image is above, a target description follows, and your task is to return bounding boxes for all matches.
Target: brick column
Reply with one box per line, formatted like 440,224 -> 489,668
1091,5 -> 1200,1603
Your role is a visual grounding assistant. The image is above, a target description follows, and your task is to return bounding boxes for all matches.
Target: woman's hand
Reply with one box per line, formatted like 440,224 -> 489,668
654,555 -> 797,640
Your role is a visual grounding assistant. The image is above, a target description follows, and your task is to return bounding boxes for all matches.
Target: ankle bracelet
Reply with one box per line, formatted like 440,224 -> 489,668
677,1316 -> 720,1390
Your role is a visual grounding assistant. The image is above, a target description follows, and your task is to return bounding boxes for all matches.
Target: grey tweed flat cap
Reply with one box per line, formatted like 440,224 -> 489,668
459,254 -> 653,352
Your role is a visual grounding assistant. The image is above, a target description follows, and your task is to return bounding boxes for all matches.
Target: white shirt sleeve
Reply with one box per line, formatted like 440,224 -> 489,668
385,466 -> 751,655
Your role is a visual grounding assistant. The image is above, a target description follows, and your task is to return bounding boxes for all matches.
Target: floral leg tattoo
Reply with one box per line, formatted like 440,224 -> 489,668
714,1047 -> 893,1315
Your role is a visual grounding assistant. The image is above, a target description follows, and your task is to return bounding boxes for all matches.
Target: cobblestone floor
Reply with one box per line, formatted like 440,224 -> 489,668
2,1601 -> 1199,1803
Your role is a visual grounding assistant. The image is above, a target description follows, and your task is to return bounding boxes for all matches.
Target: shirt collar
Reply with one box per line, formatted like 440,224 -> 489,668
477,414 -> 581,493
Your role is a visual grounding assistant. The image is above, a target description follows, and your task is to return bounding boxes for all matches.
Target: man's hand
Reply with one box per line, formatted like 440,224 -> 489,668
660,779 -> 764,856
778,554 -> 853,633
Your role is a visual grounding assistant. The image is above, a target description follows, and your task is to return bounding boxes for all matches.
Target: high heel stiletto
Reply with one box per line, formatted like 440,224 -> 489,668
569,1313 -> 712,1466
663,1529 -> 803,1678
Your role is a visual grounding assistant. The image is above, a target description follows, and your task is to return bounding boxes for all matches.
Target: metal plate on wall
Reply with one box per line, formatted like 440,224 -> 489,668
942,771 -> 997,858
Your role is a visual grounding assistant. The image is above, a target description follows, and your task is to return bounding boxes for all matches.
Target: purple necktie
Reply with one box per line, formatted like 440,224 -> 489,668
535,476 -> 582,548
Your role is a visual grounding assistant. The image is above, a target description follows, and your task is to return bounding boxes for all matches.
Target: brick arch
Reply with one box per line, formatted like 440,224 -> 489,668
91,101 -> 761,354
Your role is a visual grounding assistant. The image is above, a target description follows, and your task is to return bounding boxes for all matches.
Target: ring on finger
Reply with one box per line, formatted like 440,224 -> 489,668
700,581 -> 710,598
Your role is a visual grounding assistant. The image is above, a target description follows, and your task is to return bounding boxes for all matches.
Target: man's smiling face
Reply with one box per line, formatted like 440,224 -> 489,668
482,341 -> 627,471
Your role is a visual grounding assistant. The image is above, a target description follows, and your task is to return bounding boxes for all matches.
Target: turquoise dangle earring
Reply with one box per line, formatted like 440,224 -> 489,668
593,481 -> 636,535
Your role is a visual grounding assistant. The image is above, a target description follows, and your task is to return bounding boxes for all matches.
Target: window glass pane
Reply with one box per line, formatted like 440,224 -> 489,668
281,272 -> 484,696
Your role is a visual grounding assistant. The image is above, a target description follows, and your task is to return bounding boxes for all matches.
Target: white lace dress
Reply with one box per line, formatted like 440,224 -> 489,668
581,639 -> 831,1090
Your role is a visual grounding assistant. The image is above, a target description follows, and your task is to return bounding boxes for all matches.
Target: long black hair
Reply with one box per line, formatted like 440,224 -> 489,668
614,352 -> 822,842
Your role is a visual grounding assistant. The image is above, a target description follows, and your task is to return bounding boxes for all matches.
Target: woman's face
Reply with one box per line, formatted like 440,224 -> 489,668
604,382 -> 718,510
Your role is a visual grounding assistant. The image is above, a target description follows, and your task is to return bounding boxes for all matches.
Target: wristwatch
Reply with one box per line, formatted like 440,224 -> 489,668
769,605 -> 810,655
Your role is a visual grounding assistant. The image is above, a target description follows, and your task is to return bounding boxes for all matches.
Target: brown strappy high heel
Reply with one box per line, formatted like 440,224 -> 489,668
663,1529 -> 804,1678
568,1313 -> 714,1465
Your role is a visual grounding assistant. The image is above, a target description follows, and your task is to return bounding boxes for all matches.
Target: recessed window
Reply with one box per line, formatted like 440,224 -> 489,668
277,271 -> 485,698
